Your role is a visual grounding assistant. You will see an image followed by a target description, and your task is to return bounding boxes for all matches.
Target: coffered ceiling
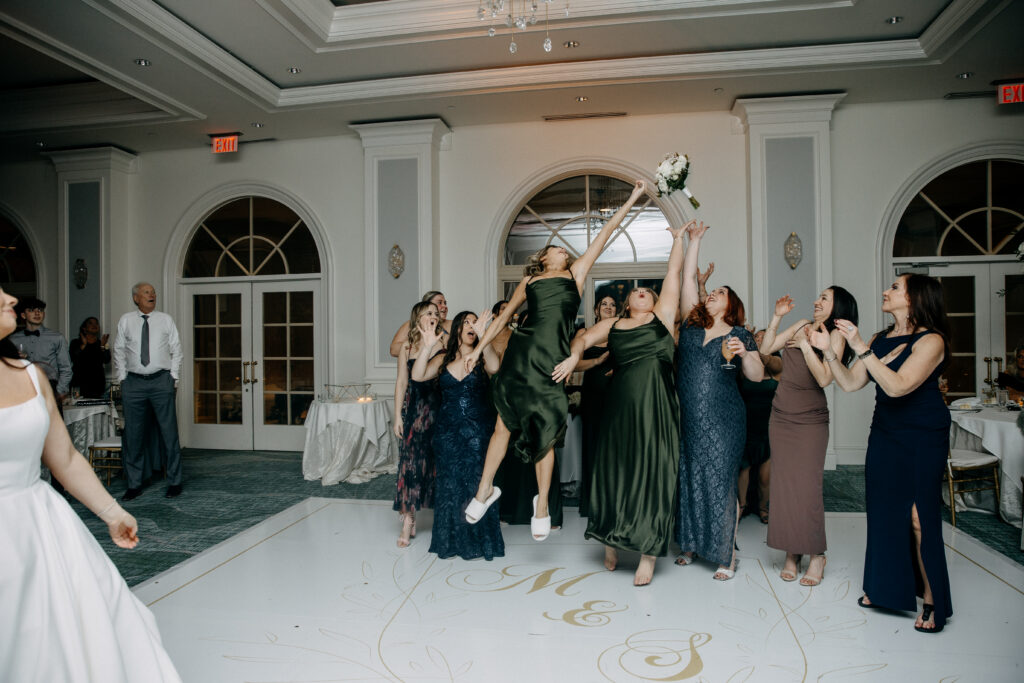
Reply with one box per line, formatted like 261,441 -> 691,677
0,0 -> 1020,160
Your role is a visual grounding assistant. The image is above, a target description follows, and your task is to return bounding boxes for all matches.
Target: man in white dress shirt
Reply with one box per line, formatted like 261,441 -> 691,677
113,282 -> 184,500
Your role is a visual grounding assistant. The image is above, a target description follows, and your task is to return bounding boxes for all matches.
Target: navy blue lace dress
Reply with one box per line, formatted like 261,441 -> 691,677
676,323 -> 757,566
393,357 -> 437,514
429,363 -> 505,561
863,331 -> 952,628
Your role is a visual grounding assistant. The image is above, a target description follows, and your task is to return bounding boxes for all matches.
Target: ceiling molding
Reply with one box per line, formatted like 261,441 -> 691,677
269,0 -> 856,50
44,146 -> 139,174
276,40 -> 925,107
0,82 -> 173,133
0,11 -> 205,120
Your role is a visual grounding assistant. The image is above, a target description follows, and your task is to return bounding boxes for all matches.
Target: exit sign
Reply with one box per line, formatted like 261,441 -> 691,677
999,82 -> 1024,104
211,135 -> 239,153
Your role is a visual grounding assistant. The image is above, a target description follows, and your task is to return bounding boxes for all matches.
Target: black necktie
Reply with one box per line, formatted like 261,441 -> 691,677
24,329 -> 40,337
140,315 -> 150,367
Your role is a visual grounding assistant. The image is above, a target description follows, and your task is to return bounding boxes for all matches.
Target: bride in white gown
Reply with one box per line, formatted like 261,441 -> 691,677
0,287 -> 181,682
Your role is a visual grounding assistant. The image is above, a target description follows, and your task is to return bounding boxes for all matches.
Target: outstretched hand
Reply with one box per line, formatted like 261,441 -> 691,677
108,513 -> 139,549
686,220 -> 710,241
697,261 -> 715,286
774,295 -> 795,317
470,310 -> 492,339
631,179 -> 648,199
418,317 -> 442,350
551,354 -> 579,384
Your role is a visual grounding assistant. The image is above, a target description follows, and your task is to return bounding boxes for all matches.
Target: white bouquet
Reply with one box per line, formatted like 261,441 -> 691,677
654,152 -> 699,208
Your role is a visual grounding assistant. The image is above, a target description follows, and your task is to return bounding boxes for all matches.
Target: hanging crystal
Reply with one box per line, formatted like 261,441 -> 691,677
543,36 -> 552,52
488,26 -> 496,37
509,40 -> 518,54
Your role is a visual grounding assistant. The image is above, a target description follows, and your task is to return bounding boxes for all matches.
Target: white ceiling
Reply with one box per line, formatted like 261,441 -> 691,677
0,0 -> 1021,160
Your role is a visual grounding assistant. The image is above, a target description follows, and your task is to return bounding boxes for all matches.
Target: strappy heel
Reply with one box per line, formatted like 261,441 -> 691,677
914,603 -> 944,633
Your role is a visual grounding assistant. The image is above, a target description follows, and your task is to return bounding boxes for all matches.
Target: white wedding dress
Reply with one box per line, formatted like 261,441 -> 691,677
0,362 -> 181,682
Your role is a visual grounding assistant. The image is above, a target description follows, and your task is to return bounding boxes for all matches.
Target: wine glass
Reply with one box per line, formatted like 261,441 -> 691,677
721,335 -> 737,370
17,342 -> 26,359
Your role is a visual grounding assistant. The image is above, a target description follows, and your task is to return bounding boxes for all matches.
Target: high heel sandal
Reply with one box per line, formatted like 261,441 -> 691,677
780,554 -> 802,582
799,555 -> 827,587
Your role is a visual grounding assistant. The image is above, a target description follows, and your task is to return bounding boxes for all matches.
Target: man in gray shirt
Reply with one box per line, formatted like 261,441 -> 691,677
10,296 -> 72,402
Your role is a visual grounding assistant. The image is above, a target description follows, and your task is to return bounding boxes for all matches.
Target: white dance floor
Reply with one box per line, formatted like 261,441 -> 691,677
135,499 -> 1024,682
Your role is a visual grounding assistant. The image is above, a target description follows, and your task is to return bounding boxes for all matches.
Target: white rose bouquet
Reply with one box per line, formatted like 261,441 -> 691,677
654,152 -> 699,208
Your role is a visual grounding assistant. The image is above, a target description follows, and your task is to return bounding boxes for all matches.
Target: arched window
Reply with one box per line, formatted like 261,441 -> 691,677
0,212 -> 37,299
183,197 -> 321,278
499,173 -> 673,325
892,159 -> 1024,400
895,160 -> 1024,259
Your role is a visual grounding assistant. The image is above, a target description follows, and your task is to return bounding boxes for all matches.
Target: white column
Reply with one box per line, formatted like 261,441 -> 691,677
350,119 -> 451,382
732,94 -> 845,467
44,147 -> 137,338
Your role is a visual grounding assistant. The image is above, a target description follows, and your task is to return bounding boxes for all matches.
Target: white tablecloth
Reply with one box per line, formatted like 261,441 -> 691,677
949,407 -> 1023,528
302,398 -> 398,485
63,404 -> 117,455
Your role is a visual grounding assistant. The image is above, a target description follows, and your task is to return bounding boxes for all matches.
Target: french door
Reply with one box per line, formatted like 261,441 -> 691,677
182,280 -> 320,450
932,262 -> 1022,399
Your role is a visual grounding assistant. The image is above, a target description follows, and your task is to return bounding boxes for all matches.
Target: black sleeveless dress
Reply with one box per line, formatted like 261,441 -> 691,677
863,331 -> 952,628
492,277 -> 580,462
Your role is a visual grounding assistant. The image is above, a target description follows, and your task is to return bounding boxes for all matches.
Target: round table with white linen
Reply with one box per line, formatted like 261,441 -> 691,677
302,398 -> 398,485
63,403 -> 118,455
949,406 -> 1023,528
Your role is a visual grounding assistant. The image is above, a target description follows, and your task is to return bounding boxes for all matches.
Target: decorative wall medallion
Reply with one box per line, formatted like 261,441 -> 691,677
784,232 -> 803,270
388,244 -> 405,279
73,258 -> 88,289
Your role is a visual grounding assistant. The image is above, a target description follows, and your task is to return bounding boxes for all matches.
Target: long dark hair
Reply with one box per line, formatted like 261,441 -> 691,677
0,337 -> 27,369
79,316 -> 99,337
823,285 -> 859,365
685,285 -> 745,329
442,310 -> 477,368
887,273 -> 950,357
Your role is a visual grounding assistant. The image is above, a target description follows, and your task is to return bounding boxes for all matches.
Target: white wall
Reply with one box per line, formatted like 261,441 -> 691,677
3,96 -> 1020,459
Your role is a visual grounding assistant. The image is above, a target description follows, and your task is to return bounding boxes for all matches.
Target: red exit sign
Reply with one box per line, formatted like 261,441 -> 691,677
211,135 -> 239,153
999,82 -> 1024,104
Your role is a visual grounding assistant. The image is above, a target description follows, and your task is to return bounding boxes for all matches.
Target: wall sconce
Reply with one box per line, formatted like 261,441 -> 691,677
72,258 -> 88,289
783,232 -> 803,270
388,244 -> 405,278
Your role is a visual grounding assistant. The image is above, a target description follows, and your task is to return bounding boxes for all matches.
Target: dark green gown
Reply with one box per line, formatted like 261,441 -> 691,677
585,318 -> 679,556
492,276 -> 581,463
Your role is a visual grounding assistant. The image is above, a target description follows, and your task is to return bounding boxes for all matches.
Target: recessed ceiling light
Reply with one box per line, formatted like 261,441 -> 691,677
563,40 -> 580,48
575,96 -> 588,102
885,16 -> 903,25
956,72 -> 974,79
35,141 -> 45,148
133,58 -> 151,67
287,67 -> 301,74
713,87 -> 724,94
251,122 -> 264,128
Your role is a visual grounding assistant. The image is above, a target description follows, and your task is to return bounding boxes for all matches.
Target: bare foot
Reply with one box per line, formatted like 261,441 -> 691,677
634,555 -> 655,586
604,546 -> 618,571
397,514 -> 414,548
674,552 -> 694,566
780,553 -> 801,581
473,484 -> 493,504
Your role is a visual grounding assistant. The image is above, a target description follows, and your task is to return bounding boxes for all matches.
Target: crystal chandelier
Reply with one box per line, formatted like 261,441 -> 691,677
477,0 -> 570,55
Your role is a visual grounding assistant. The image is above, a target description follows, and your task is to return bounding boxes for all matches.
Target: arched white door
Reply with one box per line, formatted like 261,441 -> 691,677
179,196 -> 323,451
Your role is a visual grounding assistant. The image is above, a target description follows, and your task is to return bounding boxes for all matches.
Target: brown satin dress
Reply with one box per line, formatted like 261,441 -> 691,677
766,344 -> 830,555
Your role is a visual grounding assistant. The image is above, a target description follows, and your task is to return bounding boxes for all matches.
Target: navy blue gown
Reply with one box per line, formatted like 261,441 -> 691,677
863,331 -> 952,628
676,323 -> 757,566
429,364 -> 505,561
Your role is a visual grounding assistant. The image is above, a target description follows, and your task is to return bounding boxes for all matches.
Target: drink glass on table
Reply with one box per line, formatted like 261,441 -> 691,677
721,335 -> 737,370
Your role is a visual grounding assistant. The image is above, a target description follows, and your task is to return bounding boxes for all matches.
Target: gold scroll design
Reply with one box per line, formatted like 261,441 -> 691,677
598,629 -> 712,682
545,599 -> 629,627
446,564 -> 604,597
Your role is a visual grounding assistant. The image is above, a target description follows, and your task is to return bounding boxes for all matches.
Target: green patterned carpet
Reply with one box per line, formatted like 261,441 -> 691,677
68,451 -> 1022,587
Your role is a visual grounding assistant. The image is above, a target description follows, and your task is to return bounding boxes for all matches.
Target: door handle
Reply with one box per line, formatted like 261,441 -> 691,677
242,361 -> 251,385
982,357 -> 993,385
250,360 -> 259,385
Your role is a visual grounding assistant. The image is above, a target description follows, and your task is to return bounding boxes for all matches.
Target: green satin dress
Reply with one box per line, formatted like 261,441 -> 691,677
492,276 -> 581,463
585,318 -> 679,556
